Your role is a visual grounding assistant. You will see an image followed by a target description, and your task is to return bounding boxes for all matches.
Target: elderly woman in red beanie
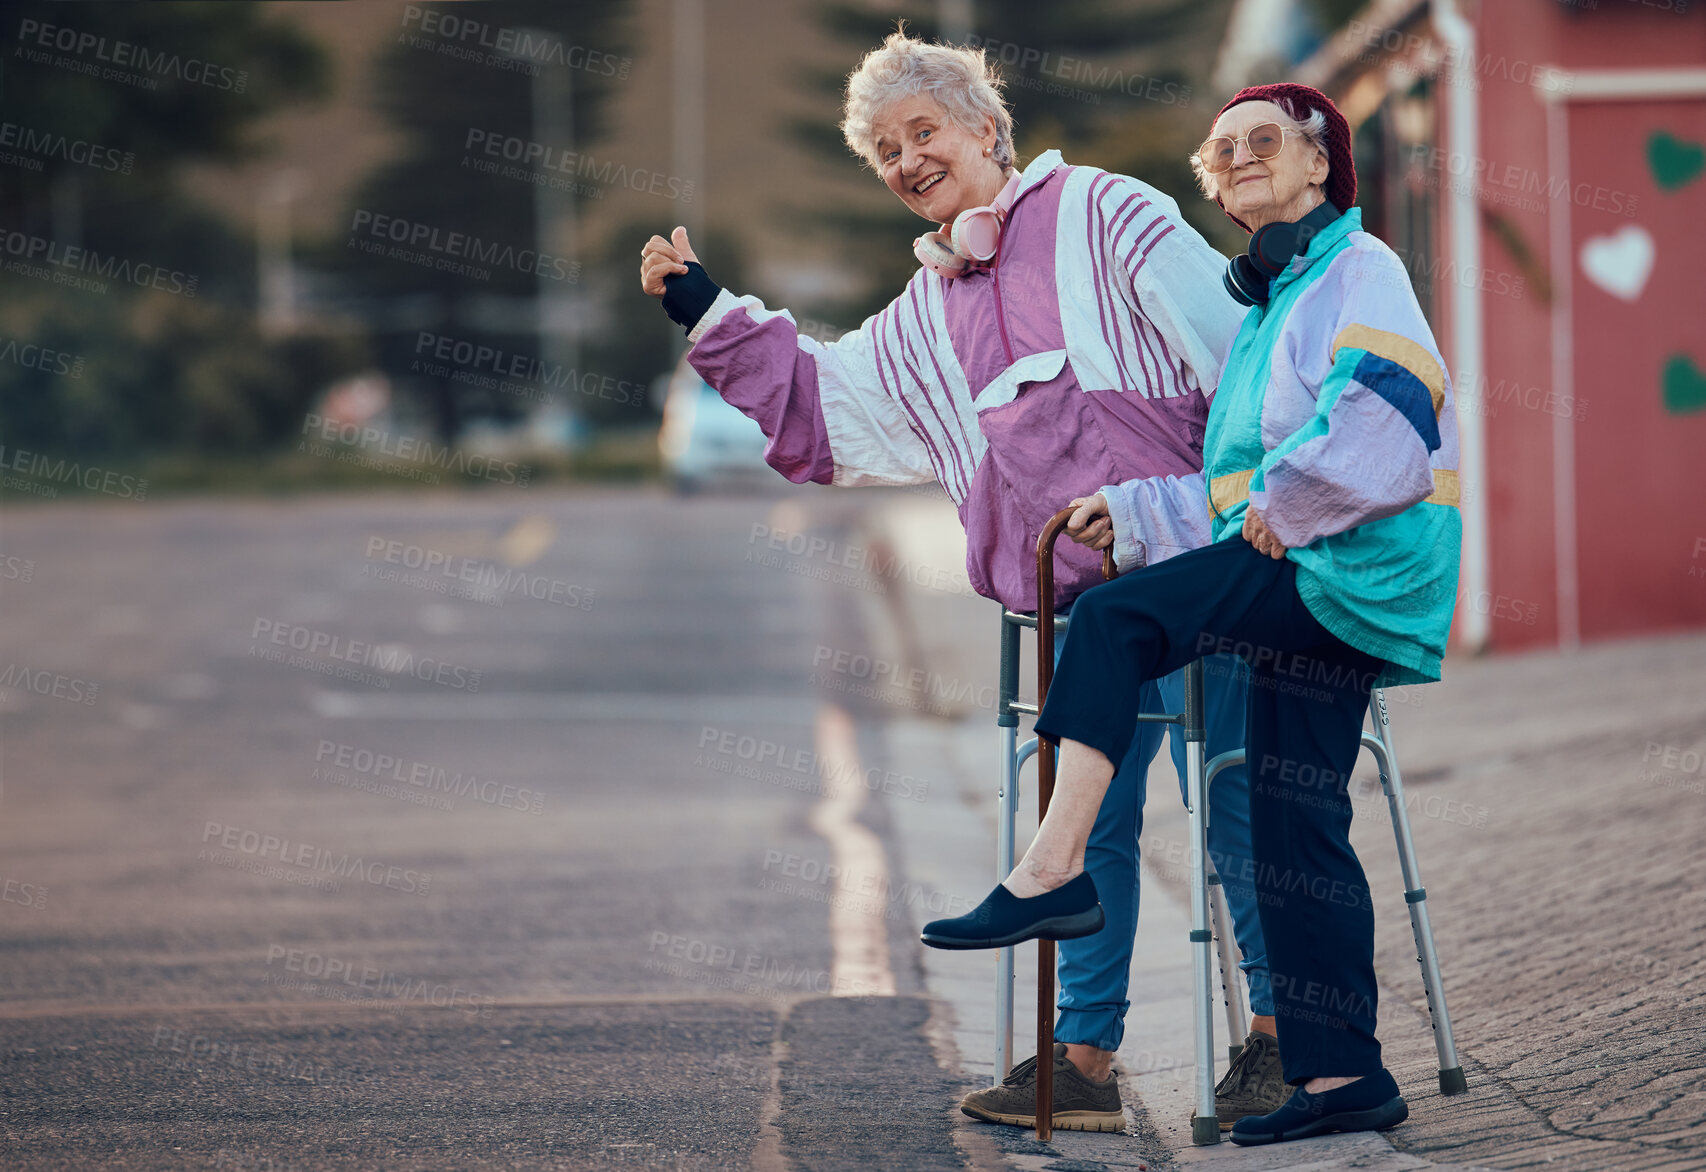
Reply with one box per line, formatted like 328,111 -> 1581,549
921,83 -> 1463,1146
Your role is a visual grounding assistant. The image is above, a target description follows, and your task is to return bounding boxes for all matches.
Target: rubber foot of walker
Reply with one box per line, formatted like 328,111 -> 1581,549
1228,1043 -> 1244,1063
1192,1115 -> 1222,1145
1439,1066 -> 1467,1095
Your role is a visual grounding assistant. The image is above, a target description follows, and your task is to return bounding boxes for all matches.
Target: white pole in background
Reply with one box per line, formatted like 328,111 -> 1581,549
938,0 -> 974,44
527,36 -> 581,445
1543,96 -> 1579,651
258,169 -> 302,337
1432,0 -> 1489,651
671,0 -> 705,362
672,0 -> 705,244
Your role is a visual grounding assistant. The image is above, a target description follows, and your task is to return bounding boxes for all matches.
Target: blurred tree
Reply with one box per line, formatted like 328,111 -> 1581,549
319,1 -> 634,442
1298,0 -> 1364,33
788,0 -> 1238,327
0,1 -> 337,460
0,0 -> 328,239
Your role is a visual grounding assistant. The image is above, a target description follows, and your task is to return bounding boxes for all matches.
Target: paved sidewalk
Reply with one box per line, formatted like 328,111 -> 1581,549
889,714 -> 1503,1172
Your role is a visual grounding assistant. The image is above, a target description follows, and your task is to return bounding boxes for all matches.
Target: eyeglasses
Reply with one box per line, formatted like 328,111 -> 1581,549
1196,123 -> 1305,174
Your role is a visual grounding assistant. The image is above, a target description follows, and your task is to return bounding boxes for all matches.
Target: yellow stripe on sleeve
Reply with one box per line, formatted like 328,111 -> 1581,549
1209,469 -> 1254,520
1210,467 -> 1460,516
1331,324 -> 1446,418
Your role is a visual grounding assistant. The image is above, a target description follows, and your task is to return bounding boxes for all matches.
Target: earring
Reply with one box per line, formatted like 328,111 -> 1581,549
983,147 -> 991,156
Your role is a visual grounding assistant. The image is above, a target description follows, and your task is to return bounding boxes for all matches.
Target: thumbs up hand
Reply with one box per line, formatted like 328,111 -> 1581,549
669,226 -> 698,265
640,225 -> 701,297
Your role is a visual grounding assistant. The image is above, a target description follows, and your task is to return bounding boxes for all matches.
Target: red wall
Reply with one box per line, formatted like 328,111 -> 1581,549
1461,0 -> 1706,649
1568,96 -> 1706,640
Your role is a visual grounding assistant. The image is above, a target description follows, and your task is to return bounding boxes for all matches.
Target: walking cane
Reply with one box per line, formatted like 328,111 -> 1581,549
1031,508 -> 1117,1142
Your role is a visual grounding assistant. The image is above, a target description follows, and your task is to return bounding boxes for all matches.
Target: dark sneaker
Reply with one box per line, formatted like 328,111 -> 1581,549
960,1043 -> 1124,1133
1229,1068 -> 1408,1146
1214,1029 -> 1289,1129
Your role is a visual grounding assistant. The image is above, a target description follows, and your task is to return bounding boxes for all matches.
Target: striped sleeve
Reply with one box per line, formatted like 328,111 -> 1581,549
687,283 -> 940,490
1248,246 -> 1451,549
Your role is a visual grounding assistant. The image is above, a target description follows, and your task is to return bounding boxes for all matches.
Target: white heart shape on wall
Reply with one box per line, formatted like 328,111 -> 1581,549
1579,225 -> 1654,302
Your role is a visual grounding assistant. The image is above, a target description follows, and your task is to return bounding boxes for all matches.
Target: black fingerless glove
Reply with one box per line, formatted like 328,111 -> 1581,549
660,261 -> 721,334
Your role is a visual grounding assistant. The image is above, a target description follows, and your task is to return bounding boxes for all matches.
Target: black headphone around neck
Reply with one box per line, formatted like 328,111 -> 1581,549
1223,200 -> 1342,306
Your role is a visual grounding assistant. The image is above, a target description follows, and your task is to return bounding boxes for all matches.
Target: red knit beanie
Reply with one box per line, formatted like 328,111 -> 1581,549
1212,83 -> 1355,232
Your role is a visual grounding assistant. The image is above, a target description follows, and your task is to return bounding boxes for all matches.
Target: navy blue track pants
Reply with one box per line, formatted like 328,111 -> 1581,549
1035,536 -> 1388,1082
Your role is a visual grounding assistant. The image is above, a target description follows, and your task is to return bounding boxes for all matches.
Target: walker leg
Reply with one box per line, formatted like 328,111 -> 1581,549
1039,937 -> 1056,1140
1185,661 -> 1221,1143
1209,869 -> 1248,1061
1034,726 -> 1057,1140
1368,690 -> 1467,1095
995,609 -> 1021,1085
996,725 -> 1017,1084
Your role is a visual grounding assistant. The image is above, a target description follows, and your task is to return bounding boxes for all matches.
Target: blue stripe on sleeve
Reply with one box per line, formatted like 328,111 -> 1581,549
1351,353 -> 1441,452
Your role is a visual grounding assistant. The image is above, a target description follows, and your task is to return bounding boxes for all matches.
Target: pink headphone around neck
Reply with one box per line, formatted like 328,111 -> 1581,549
913,170 -> 1021,279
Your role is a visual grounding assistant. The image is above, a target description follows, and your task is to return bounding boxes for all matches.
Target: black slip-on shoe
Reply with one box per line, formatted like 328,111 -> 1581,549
1228,1068 -> 1407,1146
921,872 -> 1104,950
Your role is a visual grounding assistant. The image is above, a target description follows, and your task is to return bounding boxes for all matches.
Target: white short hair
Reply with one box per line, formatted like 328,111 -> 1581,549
1189,105 -> 1328,199
841,29 -> 1016,172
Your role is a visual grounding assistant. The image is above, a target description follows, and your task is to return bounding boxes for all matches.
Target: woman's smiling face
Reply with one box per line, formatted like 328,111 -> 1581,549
872,94 -> 1003,224
1207,100 -> 1330,233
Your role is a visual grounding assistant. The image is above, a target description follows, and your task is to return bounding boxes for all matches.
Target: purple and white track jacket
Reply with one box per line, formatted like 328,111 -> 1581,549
685,149 -> 1247,611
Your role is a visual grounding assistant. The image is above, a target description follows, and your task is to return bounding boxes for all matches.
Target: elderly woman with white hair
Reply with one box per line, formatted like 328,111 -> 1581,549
641,32 -> 1292,1131
925,83 -> 1463,1146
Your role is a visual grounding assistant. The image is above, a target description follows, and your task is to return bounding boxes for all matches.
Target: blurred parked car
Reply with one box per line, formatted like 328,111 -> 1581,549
656,353 -> 771,491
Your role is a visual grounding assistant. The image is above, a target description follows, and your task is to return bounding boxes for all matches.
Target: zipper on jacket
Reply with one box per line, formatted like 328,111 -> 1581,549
990,261 -> 1016,367
987,167 -> 1056,369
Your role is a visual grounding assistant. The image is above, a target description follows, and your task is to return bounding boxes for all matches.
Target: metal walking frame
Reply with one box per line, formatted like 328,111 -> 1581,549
993,508 -> 1466,1145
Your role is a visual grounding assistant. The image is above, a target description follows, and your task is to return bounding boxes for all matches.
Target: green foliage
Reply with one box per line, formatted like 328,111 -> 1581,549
1298,0 -> 1368,35
0,294 -> 368,459
0,2 -> 334,458
2,1 -> 329,179
320,1 -> 635,441
1,1 -> 328,267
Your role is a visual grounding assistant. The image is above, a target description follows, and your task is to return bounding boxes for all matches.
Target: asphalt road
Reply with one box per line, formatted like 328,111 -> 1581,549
0,485 -> 986,1171
6,484 -> 1706,1172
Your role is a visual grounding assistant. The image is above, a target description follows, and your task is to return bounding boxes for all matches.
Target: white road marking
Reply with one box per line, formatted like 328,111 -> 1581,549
416,604 -> 464,634
768,499 -> 807,536
307,690 -> 819,724
807,703 -> 896,998
748,1026 -> 791,1172
499,515 -> 556,567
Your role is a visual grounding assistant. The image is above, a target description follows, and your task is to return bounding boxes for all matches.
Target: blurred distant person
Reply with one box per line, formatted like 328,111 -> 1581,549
640,30 -> 1287,1131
